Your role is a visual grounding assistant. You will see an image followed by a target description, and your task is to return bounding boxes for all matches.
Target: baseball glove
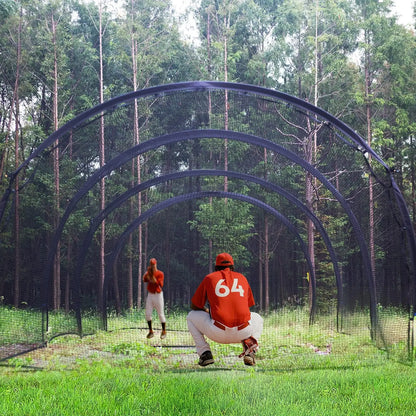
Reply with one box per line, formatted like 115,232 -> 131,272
239,336 -> 259,357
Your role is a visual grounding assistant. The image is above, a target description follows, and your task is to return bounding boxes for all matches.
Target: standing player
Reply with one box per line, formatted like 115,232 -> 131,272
187,253 -> 263,366
143,258 -> 167,339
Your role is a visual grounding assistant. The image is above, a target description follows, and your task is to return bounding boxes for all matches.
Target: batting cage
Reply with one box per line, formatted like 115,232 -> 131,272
1,81 -> 415,364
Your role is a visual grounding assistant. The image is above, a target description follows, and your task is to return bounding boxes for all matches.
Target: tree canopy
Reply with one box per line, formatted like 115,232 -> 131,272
0,0 -> 415,324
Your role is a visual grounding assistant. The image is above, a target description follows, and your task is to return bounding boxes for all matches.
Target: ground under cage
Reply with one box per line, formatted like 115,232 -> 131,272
0,308 -> 412,368
0,81 -> 415,362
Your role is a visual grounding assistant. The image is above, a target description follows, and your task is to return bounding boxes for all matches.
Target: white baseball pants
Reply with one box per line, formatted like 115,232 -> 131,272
186,310 -> 263,356
145,291 -> 166,323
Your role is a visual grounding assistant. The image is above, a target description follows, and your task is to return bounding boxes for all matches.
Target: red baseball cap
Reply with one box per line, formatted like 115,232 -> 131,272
149,258 -> 157,265
215,252 -> 234,266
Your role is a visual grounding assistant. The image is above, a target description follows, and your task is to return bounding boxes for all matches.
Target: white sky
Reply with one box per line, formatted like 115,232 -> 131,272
392,0 -> 415,26
172,0 -> 415,27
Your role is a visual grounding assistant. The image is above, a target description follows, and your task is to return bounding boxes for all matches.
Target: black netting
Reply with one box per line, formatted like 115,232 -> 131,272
1,82 -> 415,362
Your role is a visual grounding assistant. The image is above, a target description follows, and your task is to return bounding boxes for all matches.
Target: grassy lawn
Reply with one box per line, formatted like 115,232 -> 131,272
1,308 -> 415,415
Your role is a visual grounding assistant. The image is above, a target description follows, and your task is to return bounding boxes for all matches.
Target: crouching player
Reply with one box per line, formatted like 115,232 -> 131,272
187,253 -> 263,366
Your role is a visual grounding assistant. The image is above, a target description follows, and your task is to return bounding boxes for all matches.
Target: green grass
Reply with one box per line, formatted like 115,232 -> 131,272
1,308 -> 415,415
1,359 -> 415,415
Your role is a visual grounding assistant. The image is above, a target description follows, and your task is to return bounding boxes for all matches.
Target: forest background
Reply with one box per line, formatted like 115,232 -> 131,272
0,0 -> 415,318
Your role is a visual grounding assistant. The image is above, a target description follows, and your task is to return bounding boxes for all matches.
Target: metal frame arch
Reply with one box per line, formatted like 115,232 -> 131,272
0,80 -> 391,225
75,169 -> 343,328
6,81 -> 387,176
41,129 -> 375,333
102,191 -> 317,330
0,81 -> 411,357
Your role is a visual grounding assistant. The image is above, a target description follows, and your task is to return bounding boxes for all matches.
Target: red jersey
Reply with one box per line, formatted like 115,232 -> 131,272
191,268 -> 255,328
143,269 -> 164,294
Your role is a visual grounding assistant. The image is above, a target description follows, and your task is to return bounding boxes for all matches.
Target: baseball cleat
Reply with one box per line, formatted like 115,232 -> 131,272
243,352 -> 256,366
146,331 -> 154,339
160,330 -> 167,339
198,350 -> 214,366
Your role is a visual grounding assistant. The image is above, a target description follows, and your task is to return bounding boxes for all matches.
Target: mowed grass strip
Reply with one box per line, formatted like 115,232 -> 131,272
1,361 -> 415,416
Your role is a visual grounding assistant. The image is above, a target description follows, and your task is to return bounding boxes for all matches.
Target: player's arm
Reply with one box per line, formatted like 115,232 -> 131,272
191,302 -> 209,313
156,271 -> 164,287
247,287 -> 255,308
143,272 -> 156,284
190,278 -> 209,313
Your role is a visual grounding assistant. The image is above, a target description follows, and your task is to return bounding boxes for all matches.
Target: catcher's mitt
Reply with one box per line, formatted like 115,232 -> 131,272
239,336 -> 259,357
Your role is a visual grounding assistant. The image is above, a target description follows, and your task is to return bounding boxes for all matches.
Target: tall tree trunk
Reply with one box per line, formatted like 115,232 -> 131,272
113,263 -> 121,314
264,215 -> 270,312
13,114 -> 20,308
411,135 -> 415,224
98,2 -> 107,313
64,116 -> 74,312
207,9 -> 213,270
258,233 -> 263,310
305,0 -> 320,316
223,13 -> 229,194
52,14 -> 61,310
65,238 -> 71,313
134,84 -> 143,311
263,149 -> 270,312
12,6 -> 22,308
130,3 -> 143,309
365,47 -> 376,287
305,132 -> 316,315
127,208 -> 134,309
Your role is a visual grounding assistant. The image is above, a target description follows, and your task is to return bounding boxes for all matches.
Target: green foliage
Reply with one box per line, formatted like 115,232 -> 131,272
107,341 -> 156,357
0,307 -> 43,344
188,198 -> 255,268
0,0 -> 17,20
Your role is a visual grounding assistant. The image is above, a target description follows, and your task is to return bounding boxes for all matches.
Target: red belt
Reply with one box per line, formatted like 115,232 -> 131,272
213,321 -> 249,331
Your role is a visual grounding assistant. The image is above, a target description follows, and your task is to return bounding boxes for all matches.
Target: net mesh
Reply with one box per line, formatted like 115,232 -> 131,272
1,82 -> 414,363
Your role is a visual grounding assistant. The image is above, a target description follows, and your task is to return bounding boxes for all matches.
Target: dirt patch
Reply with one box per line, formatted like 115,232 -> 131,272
0,343 -> 44,361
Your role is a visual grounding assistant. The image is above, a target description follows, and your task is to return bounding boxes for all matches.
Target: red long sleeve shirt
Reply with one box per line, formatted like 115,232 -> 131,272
143,269 -> 164,294
191,268 -> 254,327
